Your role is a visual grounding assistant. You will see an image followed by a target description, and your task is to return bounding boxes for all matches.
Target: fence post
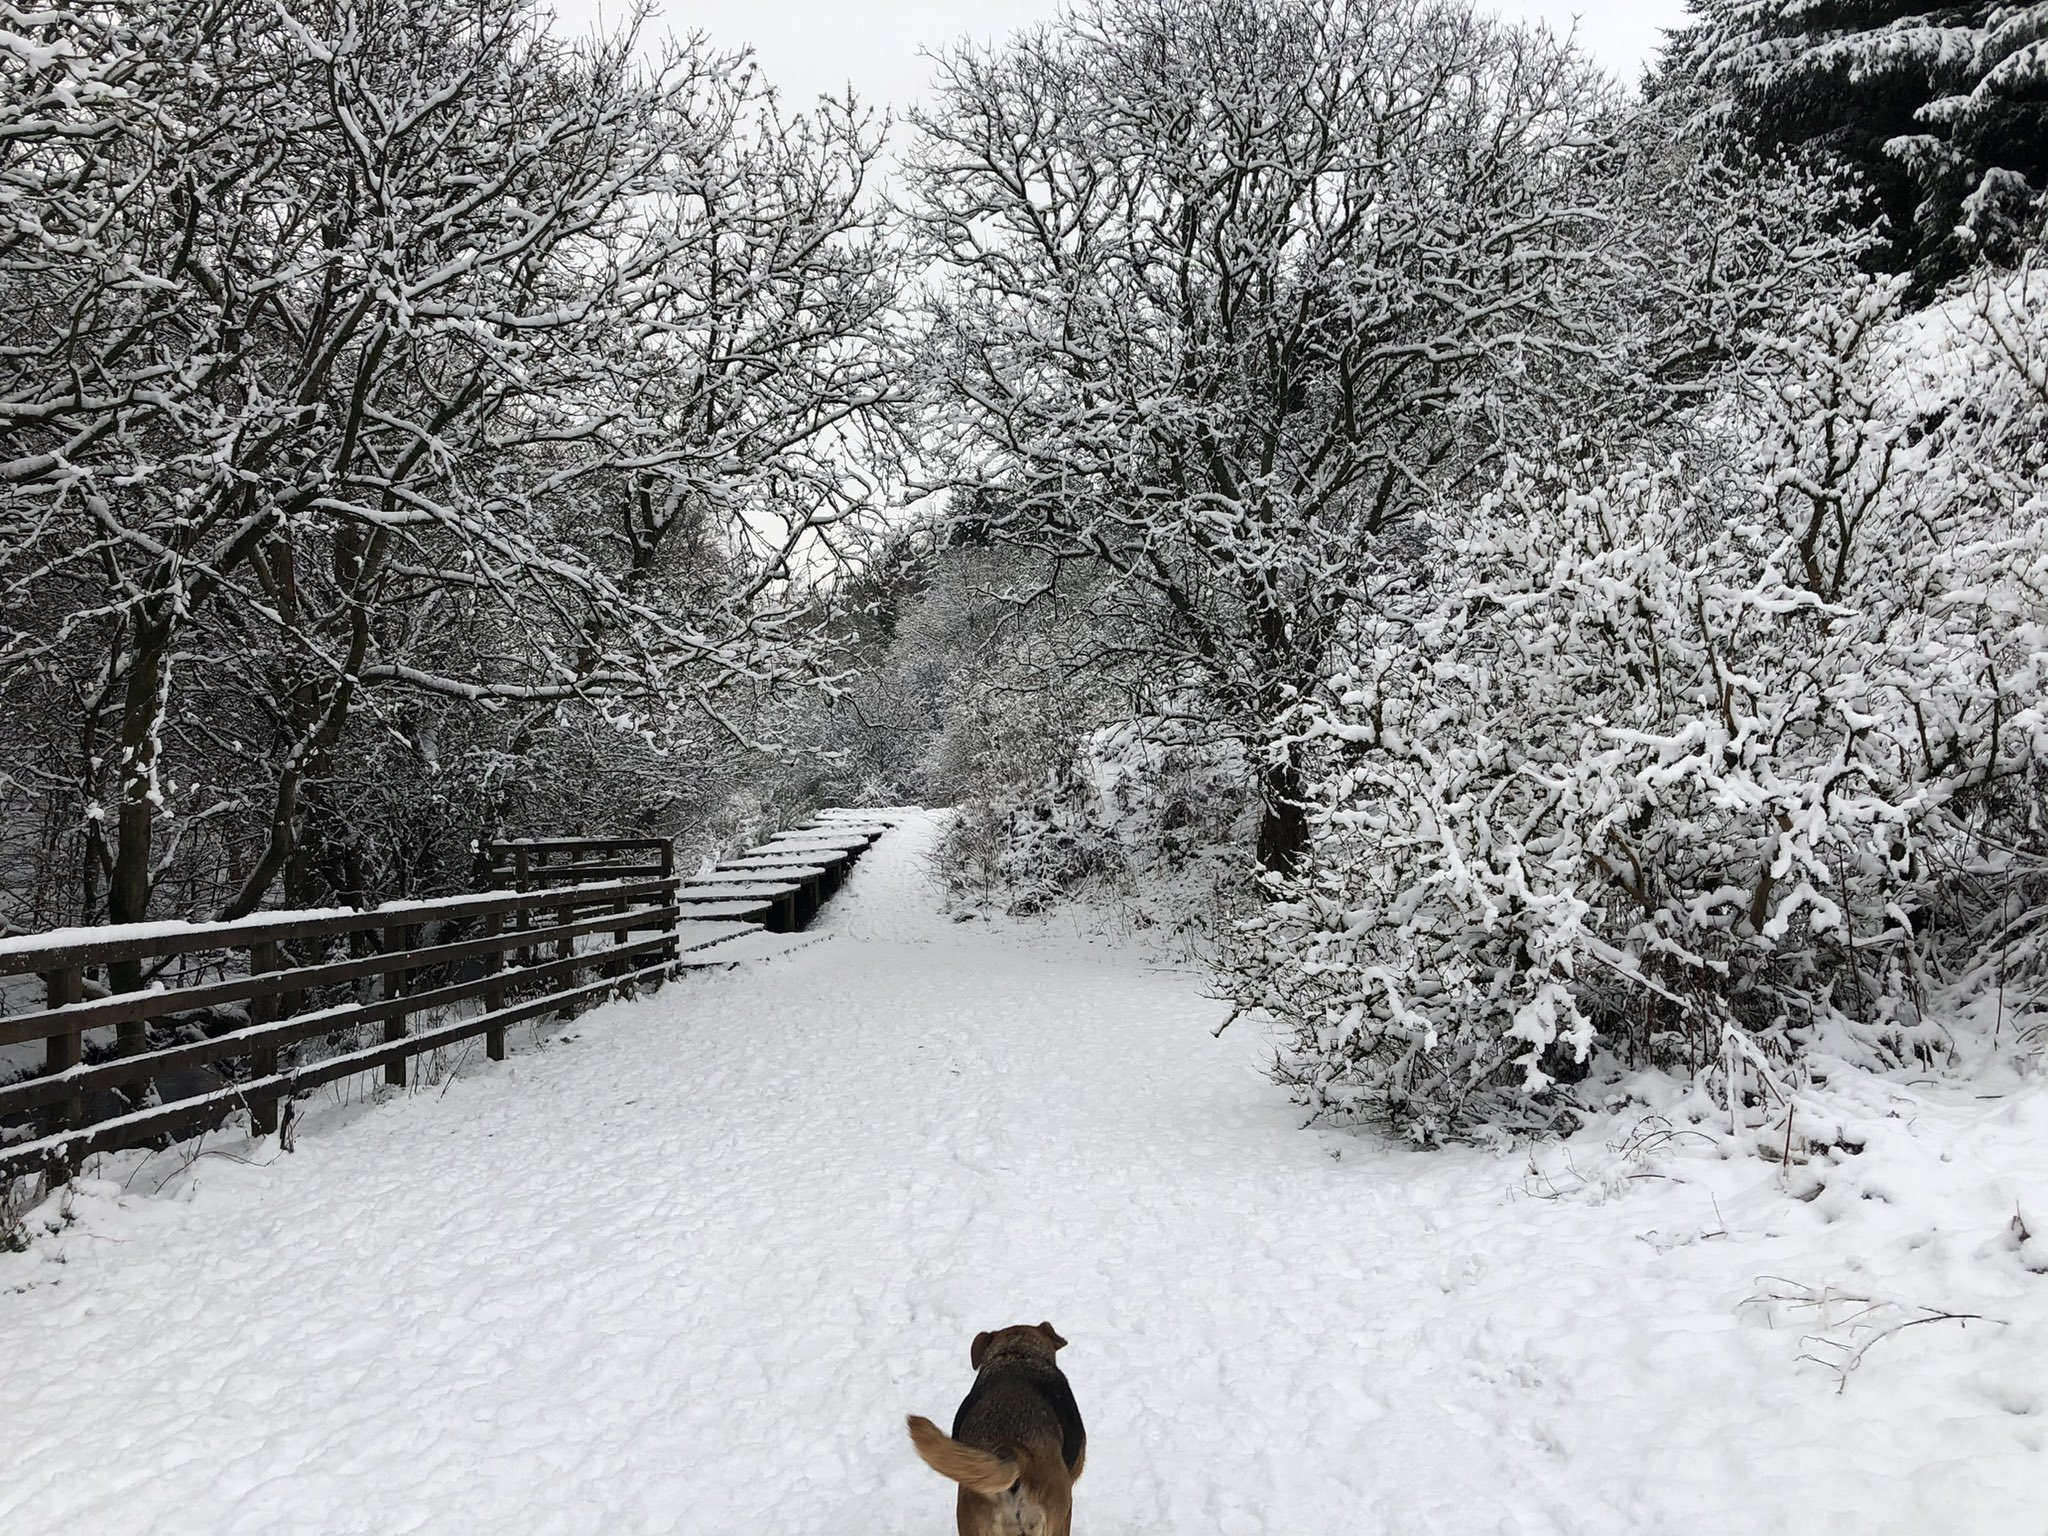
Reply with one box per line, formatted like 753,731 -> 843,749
514,847 -> 532,968
555,896 -> 576,1020
40,966 -> 84,1146
607,879 -> 630,985
114,959 -> 150,1104
658,840 -> 679,975
384,924 -> 413,1088
280,936 -> 307,1022
484,909 -> 508,1061
247,939 -> 282,1137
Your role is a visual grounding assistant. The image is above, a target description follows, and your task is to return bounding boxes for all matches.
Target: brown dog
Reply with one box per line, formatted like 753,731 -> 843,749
906,1322 -> 1086,1536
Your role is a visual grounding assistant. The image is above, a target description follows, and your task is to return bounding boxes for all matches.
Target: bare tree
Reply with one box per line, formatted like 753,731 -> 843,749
0,0 -> 908,942
906,0 -> 1625,872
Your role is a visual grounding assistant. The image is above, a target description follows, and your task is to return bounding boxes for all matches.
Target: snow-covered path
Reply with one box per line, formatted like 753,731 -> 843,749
3,811 -> 2043,1535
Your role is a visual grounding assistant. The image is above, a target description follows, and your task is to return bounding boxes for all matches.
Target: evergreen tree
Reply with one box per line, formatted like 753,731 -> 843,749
1661,2 -> 2048,290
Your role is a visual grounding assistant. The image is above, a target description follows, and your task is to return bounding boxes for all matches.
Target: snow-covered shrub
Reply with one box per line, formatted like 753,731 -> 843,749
934,791 -> 1131,915
934,719 -> 1261,932
1086,725 -> 1256,875
1230,268 -> 2048,1140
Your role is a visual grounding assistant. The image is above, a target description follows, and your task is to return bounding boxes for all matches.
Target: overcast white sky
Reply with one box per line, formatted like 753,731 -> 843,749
557,2 -> 1691,108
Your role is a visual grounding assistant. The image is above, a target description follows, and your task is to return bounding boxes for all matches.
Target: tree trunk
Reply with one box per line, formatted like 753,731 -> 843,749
101,613 -> 173,1103
1254,755 -> 1309,878
217,575 -> 377,921
106,618 -> 172,991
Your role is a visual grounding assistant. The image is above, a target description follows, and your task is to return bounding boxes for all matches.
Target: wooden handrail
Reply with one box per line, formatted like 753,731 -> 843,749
0,901 -> 675,1051
0,879 -> 672,977
485,836 -> 672,853
482,862 -> 668,885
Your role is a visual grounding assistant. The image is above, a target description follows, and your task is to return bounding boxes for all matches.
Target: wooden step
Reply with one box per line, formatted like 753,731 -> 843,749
725,847 -> 849,867
671,929 -> 831,968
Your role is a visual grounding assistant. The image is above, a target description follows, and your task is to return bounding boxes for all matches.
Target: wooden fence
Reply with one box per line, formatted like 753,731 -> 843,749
0,876 -> 677,1187
481,835 -> 674,890
0,819 -> 895,1189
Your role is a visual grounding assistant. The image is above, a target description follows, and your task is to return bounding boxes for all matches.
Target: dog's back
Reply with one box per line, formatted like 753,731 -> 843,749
952,1350 -> 1084,1475
908,1322 -> 1086,1536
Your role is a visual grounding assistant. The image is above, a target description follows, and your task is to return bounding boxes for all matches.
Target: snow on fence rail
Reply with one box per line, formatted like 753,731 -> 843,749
0,818 -> 896,1188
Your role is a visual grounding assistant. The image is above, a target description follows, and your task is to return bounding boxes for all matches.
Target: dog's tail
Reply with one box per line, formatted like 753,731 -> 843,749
905,1415 -> 1024,1495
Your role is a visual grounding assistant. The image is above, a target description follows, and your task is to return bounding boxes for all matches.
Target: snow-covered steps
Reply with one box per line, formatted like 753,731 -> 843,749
663,896 -> 777,922
687,811 -> 894,933
677,878 -> 803,932
664,808 -> 897,943
716,853 -> 846,897
722,846 -> 849,869
763,836 -> 873,861
771,827 -> 881,845
667,928 -> 832,969
677,879 -> 800,898
697,864 -> 826,883
696,867 -> 828,918
670,918 -> 763,953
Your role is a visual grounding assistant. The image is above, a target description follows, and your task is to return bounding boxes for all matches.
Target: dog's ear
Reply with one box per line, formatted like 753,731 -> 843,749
1038,1322 -> 1067,1351
970,1331 -> 993,1369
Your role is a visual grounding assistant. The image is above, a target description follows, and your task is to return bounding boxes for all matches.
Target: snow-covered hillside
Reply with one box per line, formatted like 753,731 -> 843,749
1,812 -> 2041,1534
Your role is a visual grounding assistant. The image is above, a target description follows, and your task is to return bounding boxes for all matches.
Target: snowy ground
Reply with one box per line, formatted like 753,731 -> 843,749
2,811 -> 2044,1535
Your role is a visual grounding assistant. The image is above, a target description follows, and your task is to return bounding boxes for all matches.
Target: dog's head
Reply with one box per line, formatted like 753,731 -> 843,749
970,1321 -> 1067,1370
